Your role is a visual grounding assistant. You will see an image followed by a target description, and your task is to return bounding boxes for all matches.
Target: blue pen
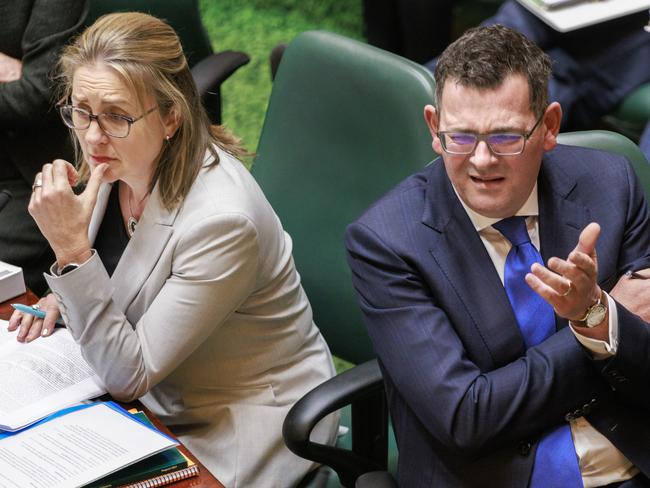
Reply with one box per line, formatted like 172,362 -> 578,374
11,303 -> 65,326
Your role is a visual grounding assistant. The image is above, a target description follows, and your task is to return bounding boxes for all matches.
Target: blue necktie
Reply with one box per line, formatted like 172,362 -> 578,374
493,216 -> 583,488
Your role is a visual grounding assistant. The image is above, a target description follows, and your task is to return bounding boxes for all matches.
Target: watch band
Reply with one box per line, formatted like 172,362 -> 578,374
574,296 -> 608,328
56,263 -> 80,276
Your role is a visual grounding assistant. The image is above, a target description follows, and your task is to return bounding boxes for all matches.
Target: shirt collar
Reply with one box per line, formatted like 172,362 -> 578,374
453,183 -> 539,232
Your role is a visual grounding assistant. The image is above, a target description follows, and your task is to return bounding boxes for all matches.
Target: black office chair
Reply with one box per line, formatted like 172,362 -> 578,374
269,43 -> 287,81
253,30 -> 437,487
85,0 -> 249,124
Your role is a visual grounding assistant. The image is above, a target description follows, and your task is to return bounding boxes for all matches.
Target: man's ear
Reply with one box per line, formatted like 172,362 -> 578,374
424,104 -> 443,155
541,102 -> 562,152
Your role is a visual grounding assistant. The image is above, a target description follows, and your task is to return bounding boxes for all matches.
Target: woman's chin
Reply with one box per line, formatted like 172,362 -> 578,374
100,170 -> 119,184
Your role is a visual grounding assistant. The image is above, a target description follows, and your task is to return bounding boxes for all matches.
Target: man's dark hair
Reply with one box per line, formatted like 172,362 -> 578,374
434,25 -> 552,116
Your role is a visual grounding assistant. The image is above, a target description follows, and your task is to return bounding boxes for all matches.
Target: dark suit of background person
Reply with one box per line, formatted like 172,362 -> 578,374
0,0 -> 87,294
345,28 -> 650,488
425,1 -> 650,131
363,0 -> 455,62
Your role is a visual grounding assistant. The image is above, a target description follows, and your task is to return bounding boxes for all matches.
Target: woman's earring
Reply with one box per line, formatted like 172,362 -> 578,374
165,135 -> 171,141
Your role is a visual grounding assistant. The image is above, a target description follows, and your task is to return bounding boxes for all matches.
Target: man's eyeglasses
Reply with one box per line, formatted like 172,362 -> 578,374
436,112 -> 545,156
58,104 -> 158,138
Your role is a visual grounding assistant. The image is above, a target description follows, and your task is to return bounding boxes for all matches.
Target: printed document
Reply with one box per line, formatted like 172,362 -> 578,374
0,402 -> 178,488
0,322 -> 105,431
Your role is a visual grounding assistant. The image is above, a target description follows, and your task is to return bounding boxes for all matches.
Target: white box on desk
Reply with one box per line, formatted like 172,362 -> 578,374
0,261 -> 26,302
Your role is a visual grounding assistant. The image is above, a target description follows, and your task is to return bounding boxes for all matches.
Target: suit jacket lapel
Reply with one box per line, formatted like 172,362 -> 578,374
423,162 -> 525,367
109,182 -> 178,314
537,156 -> 591,330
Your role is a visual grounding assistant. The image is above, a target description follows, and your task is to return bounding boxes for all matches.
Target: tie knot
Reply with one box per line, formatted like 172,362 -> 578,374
493,216 -> 530,246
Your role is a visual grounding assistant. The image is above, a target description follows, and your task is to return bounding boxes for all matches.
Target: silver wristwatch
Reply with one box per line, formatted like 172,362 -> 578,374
574,297 -> 608,328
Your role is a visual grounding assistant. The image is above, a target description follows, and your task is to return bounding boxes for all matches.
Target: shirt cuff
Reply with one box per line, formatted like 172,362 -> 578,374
570,292 -> 618,359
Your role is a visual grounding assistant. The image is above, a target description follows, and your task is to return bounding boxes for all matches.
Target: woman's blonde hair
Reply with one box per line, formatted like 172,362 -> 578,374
56,12 -> 245,209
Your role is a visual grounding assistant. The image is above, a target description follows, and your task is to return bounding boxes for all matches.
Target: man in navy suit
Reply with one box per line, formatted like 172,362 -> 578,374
346,25 -> 650,487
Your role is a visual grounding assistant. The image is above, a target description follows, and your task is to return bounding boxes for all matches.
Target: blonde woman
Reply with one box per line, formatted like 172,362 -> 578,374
9,12 -> 337,487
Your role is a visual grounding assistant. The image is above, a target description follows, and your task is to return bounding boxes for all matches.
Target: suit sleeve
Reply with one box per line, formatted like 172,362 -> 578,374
0,0 -> 87,129
46,213 -> 259,401
345,221 -> 609,457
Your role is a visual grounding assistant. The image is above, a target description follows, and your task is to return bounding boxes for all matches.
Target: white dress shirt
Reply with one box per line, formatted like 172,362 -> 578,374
456,183 -> 637,487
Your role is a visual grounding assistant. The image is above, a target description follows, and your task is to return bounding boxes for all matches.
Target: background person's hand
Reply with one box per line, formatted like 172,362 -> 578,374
8,294 -> 61,342
29,160 -> 107,266
0,52 -> 22,82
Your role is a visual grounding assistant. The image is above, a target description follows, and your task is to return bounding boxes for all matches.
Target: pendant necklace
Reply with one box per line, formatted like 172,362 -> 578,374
127,189 -> 138,238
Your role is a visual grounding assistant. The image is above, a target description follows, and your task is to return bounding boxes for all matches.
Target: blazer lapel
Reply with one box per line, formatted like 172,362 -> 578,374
537,159 -> 588,267
110,182 -> 179,314
423,162 -> 525,367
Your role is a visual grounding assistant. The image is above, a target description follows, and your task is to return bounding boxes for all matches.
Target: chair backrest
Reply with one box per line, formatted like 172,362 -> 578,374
605,82 -> 650,140
557,130 -> 650,199
252,31 -> 436,364
86,0 -> 213,67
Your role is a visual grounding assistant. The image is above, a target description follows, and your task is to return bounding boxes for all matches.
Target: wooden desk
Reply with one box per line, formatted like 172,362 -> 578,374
1,292 -> 224,488
119,400 -> 224,488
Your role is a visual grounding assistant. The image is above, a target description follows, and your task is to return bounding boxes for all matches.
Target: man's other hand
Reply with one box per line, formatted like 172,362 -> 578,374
611,268 -> 650,323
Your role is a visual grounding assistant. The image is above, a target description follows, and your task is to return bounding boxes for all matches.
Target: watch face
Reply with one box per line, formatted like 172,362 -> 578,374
586,303 -> 607,327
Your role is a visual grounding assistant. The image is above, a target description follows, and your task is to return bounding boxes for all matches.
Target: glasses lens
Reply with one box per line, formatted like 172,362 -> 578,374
443,133 -> 477,154
60,105 -> 87,129
98,113 -> 130,138
487,134 -> 525,155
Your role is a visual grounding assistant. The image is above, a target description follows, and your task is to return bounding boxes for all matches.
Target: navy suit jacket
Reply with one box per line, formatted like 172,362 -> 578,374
345,144 -> 650,487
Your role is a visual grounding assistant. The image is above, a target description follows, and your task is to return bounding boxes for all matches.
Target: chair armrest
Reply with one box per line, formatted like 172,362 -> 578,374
282,359 -> 387,487
355,471 -> 398,488
190,50 -> 250,95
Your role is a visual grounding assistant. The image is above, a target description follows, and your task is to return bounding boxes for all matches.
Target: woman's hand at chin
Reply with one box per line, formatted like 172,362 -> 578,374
29,160 -> 108,267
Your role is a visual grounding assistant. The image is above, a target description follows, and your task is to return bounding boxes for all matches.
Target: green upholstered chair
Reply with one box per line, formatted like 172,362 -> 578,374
252,30 -> 437,487
558,130 -> 650,197
85,0 -> 249,124
603,83 -> 650,141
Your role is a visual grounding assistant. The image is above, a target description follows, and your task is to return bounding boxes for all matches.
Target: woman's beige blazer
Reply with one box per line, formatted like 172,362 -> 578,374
45,148 -> 338,487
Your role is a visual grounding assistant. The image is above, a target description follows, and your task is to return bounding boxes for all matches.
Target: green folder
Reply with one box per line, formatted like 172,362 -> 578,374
84,412 -> 188,488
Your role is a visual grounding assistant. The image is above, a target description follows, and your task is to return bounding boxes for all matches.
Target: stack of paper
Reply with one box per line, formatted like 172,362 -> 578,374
0,324 -> 105,431
0,402 -> 179,488
530,0 -> 583,10
88,411 -> 199,488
